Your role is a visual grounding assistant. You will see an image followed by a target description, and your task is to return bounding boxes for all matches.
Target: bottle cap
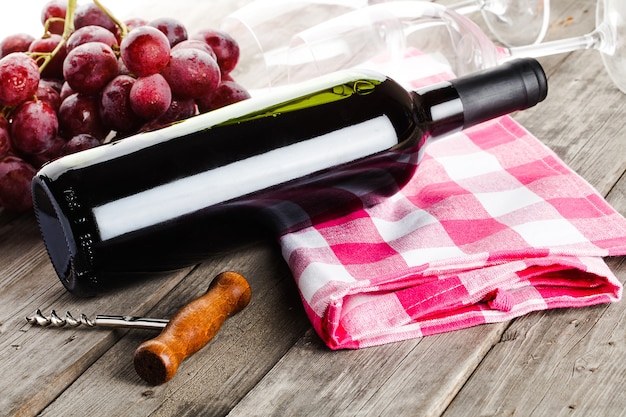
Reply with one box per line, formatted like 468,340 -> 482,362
451,58 -> 548,128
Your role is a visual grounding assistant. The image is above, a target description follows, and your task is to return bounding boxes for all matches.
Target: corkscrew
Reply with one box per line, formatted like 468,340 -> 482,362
26,271 -> 252,385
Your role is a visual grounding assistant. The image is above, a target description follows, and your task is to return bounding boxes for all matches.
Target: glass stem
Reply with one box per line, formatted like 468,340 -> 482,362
448,0 -> 485,15
503,30 -> 604,61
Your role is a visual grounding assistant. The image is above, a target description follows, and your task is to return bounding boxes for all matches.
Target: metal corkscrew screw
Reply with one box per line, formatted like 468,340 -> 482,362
26,309 -> 168,330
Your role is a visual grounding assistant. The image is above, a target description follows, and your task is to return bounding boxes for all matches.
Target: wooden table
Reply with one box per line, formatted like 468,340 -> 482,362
2,0 -> 625,416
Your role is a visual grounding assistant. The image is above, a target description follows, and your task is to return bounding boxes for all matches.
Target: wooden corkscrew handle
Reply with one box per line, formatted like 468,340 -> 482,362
133,271 -> 252,385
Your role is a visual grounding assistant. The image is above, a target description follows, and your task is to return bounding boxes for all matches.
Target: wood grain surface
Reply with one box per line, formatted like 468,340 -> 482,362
1,1 -> 624,416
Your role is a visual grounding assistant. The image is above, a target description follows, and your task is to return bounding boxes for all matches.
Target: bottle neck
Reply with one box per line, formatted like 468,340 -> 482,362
412,82 -> 465,138
413,58 -> 548,138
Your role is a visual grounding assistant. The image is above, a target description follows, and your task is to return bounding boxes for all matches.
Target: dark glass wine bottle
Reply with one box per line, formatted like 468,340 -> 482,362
33,58 -> 547,296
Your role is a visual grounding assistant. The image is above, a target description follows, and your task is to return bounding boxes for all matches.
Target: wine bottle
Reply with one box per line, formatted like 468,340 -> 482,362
32,58 -> 547,296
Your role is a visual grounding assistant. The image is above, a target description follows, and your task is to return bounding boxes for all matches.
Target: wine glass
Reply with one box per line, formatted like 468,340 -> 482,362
505,0 -> 625,93
222,0 -> 550,89
286,0 -> 626,94
222,0 -> 363,89
449,0 -> 549,46
284,1 -> 501,84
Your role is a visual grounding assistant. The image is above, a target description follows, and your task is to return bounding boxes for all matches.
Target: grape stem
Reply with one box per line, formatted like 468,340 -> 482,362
0,105 -> 11,119
94,0 -> 129,38
35,0 -> 76,74
42,18 -> 65,37
35,0 -> 129,74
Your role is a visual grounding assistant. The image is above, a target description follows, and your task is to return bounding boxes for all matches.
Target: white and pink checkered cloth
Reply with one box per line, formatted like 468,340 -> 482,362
278,52 -> 626,349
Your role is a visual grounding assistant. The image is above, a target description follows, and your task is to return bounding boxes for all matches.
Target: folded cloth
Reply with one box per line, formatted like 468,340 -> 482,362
278,52 -> 626,349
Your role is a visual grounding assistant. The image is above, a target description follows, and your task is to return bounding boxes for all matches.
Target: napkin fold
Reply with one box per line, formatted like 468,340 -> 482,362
278,52 -> 626,349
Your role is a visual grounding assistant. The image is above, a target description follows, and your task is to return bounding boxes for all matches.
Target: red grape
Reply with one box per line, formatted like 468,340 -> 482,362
58,93 -> 108,140
149,17 -> 188,48
139,98 -> 197,132
125,18 -> 149,31
130,73 -> 172,120
63,42 -> 119,94
73,3 -> 117,33
171,39 -> 217,61
161,48 -> 220,99
0,156 -> 36,211
196,80 -> 251,113
41,0 -> 67,35
0,3 -> 250,213
36,81 -> 62,112
117,56 -> 131,75
59,81 -> 75,100
191,29 -> 240,74
120,26 -> 171,77
0,33 -> 35,57
0,116 -> 13,159
100,75 -> 142,133
158,98 -> 197,123
0,53 -> 40,107
63,133 -> 100,155
26,135 -> 66,168
28,34 -> 67,79
66,25 -> 119,52
10,100 -> 59,155
40,78 -> 62,93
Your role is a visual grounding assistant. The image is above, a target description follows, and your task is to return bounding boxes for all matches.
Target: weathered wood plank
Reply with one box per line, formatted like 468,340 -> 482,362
0,263 -> 194,417
440,111 -> 626,417
38,242 -> 312,417
225,3 -> 626,415
0,216 -> 50,290
2,1 -> 624,417
442,258 -> 626,417
226,324 -> 508,417
434,0 -> 626,414
227,1 -> 625,415
515,51 -> 626,197
0,216 -> 207,417
0,3 -> 253,416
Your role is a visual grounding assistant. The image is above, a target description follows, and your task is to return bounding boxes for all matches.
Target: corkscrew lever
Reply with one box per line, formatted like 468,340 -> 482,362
27,271 -> 252,385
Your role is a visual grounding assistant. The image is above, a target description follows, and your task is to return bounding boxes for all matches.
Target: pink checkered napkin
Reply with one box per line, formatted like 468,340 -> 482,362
278,54 -> 626,349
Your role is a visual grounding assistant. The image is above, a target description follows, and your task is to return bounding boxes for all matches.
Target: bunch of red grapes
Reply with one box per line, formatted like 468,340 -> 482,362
0,0 -> 251,212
